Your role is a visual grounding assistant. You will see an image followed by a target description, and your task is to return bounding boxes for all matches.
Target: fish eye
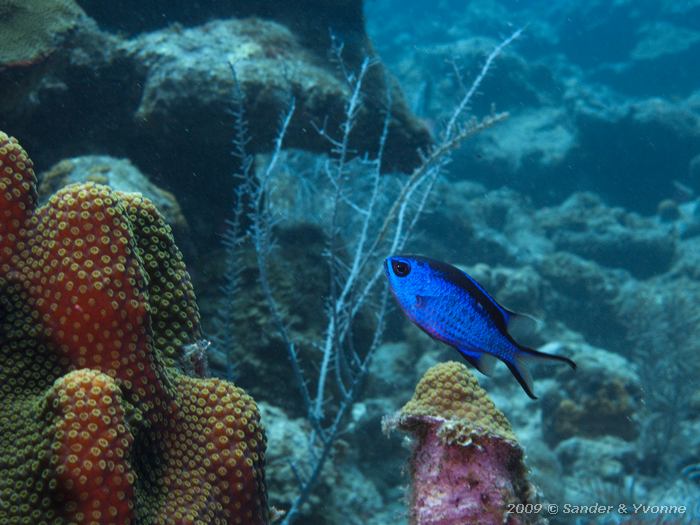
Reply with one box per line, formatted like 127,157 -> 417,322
391,260 -> 411,277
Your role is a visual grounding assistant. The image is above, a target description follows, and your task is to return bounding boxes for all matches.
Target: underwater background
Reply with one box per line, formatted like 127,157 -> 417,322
1,0 -> 700,524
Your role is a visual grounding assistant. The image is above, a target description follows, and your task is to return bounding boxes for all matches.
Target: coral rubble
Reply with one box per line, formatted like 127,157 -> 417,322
0,131 -> 268,524
393,361 -> 540,525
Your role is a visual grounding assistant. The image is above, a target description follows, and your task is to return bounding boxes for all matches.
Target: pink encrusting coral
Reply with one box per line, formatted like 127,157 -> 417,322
394,362 -> 541,525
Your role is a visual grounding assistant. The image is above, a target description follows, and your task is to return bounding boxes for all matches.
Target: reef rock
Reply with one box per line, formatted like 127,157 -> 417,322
536,192 -> 676,278
417,181 -> 551,268
467,263 -> 546,318
37,155 -> 187,236
540,342 -> 642,448
366,342 -> 424,400
261,401 -> 395,525
122,13 -> 429,172
368,1 -> 700,214
0,0 -> 86,67
1,2 -> 431,251
535,251 -> 627,351
555,436 -> 638,498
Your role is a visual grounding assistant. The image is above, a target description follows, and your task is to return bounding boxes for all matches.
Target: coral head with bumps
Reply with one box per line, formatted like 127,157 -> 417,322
393,361 -> 543,525
0,131 -> 269,524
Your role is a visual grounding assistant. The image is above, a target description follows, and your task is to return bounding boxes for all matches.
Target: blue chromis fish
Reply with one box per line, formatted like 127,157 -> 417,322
384,255 -> 576,399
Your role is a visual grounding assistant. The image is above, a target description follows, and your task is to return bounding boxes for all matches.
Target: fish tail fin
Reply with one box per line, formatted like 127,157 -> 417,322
506,344 -> 577,400
519,344 -> 577,370
504,354 -> 537,399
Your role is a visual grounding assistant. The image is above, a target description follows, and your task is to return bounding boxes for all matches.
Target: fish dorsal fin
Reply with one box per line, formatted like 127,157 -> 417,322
416,257 -> 511,330
504,309 -> 541,340
459,271 -> 510,322
458,347 -> 497,376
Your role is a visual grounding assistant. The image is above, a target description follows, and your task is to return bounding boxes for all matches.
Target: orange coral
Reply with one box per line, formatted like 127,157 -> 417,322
0,131 -> 269,524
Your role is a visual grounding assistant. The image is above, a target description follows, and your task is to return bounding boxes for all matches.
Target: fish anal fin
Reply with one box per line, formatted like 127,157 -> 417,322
458,347 -> 497,377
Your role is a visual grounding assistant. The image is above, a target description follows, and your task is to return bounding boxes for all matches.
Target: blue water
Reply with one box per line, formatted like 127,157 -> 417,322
1,1 -> 699,524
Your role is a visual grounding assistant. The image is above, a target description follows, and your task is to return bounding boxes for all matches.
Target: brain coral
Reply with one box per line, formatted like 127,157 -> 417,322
0,131 -> 269,524
396,362 -> 537,525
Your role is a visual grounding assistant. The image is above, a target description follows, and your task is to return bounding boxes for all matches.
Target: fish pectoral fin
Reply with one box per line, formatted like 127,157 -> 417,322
414,294 -> 435,309
457,347 -> 497,376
